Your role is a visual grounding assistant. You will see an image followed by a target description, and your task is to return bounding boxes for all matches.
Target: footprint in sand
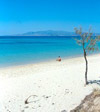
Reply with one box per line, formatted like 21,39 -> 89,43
61,110 -> 67,112
65,89 -> 69,94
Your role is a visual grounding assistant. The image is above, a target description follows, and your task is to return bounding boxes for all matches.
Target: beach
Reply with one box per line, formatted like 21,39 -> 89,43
0,54 -> 100,112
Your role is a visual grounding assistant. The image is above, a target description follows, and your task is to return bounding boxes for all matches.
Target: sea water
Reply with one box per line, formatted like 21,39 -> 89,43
0,36 -> 98,67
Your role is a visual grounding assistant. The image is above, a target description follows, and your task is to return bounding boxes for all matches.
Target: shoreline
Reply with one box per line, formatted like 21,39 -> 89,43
0,52 -> 99,69
0,54 -> 83,69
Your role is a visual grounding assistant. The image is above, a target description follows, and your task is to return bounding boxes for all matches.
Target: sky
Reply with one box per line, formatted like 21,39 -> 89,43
0,0 -> 100,35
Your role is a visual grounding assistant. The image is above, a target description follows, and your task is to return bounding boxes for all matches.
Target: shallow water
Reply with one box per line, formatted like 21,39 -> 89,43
0,36 -> 99,67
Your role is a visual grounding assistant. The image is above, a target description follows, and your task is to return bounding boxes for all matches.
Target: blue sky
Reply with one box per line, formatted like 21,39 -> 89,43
0,0 -> 100,35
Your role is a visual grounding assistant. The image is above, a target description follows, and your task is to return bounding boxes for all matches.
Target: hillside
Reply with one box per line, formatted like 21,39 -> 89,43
18,30 -> 76,36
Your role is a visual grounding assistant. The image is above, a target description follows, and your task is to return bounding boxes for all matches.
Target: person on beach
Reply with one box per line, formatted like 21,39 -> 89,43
56,56 -> 61,62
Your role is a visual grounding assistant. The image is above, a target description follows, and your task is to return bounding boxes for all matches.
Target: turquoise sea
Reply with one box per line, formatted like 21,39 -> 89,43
0,36 -> 99,67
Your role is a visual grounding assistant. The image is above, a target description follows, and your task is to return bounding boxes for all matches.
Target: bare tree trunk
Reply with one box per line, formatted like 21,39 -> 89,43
84,49 -> 88,85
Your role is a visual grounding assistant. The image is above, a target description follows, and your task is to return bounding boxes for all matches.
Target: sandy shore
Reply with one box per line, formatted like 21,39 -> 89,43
0,54 -> 100,112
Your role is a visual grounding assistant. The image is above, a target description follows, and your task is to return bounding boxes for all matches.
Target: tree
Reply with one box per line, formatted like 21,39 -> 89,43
74,27 -> 100,85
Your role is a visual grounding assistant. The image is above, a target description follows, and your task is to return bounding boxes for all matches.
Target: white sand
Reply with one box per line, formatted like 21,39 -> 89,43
0,54 -> 100,112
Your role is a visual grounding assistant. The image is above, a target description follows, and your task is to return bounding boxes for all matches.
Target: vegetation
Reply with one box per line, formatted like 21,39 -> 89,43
74,27 -> 100,85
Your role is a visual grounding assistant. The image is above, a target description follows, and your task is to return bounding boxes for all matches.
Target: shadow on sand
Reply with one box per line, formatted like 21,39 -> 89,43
88,80 -> 100,86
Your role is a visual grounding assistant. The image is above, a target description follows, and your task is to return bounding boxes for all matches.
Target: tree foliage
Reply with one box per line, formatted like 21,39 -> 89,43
74,27 -> 99,53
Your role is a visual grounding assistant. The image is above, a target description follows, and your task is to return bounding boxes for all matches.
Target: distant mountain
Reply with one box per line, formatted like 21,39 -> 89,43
16,30 -> 100,36
18,30 -> 77,36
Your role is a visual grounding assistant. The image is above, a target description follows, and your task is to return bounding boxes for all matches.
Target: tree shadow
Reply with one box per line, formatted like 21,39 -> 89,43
88,80 -> 100,86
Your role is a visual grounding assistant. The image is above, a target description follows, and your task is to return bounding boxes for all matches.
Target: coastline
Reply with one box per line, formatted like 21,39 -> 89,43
0,52 -> 98,69
0,53 -> 100,112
